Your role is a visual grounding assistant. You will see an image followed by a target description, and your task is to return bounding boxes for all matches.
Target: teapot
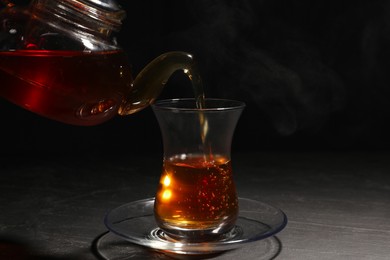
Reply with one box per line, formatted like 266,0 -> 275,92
0,0 -> 203,126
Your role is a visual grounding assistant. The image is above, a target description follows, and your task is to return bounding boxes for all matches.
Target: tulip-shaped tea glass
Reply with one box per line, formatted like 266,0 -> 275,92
152,98 -> 245,242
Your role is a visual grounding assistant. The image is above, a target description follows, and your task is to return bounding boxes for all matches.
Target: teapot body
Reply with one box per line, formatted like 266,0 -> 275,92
0,0 -> 132,125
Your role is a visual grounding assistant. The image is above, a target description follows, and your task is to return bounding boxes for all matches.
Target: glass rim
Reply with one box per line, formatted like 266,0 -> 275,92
151,98 -> 246,112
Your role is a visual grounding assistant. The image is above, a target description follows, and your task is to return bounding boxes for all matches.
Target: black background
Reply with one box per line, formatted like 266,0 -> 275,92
2,0 -> 390,156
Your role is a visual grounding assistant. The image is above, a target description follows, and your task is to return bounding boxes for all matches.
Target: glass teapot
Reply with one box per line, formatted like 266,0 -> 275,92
0,0 -> 203,126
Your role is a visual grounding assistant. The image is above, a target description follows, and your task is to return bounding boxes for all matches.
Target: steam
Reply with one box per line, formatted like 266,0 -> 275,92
167,0 -> 346,136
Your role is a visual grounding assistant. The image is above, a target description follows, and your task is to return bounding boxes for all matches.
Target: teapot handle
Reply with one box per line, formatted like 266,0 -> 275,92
118,51 -> 204,115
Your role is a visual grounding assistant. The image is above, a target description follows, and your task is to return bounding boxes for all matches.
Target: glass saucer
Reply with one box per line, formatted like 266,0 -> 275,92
104,197 -> 287,255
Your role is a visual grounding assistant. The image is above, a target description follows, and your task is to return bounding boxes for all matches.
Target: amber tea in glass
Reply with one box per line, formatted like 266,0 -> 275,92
152,98 -> 245,242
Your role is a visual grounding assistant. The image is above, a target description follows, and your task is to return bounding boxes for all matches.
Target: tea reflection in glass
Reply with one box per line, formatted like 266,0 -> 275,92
152,98 -> 245,242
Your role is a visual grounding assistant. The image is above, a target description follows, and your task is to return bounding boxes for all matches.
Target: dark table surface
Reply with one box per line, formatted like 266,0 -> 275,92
1,151 -> 389,259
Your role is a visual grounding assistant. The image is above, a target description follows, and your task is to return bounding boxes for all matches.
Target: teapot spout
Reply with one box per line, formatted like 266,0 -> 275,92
118,51 -> 204,115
